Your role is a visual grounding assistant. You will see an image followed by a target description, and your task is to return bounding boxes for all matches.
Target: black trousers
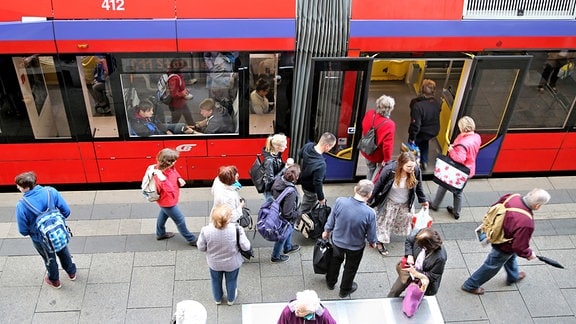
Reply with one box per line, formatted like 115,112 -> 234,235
326,243 -> 365,292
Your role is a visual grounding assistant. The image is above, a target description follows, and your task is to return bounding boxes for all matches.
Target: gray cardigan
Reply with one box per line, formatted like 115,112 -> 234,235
197,223 -> 251,272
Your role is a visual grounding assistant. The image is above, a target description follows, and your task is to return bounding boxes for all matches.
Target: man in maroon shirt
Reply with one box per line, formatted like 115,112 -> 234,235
461,188 -> 551,295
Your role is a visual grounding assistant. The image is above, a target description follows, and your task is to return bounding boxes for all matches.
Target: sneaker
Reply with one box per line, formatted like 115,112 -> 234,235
271,255 -> 290,263
44,276 -> 61,289
184,92 -> 194,100
156,232 -> 175,240
215,300 -> 222,305
283,245 -> 301,254
228,289 -> 238,306
446,206 -> 460,220
188,239 -> 198,247
339,282 -> 358,298
68,273 -> 77,281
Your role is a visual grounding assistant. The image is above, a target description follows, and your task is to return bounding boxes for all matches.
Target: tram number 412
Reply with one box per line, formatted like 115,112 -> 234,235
101,0 -> 125,11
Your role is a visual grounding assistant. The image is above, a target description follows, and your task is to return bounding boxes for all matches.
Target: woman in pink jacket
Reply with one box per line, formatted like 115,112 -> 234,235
430,116 -> 481,219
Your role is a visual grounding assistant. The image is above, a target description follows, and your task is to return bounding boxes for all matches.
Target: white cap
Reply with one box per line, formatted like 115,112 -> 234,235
173,300 -> 207,324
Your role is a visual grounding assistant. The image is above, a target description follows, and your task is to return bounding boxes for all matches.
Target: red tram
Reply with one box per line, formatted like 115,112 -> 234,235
1,0 -> 576,186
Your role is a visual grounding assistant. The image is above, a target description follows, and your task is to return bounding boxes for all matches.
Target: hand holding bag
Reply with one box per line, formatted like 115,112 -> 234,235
432,144 -> 470,193
236,225 -> 254,260
396,256 -> 412,284
402,282 -> 425,318
313,239 -> 333,274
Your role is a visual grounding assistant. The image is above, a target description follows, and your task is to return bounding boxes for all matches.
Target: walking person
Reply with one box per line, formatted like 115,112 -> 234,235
369,152 -> 428,256
270,164 -> 302,263
429,116 -> 481,219
461,188 -> 551,295
299,132 -> 337,213
322,179 -> 378,298
197,204 -> 251,305
211,165 -> 244,223
154,148 -> 198,245
408,79 -> 441,171
360,94 -> 396,180
15,171 -> 77,289
262,133 -> 291,201
387,228 -> 447,297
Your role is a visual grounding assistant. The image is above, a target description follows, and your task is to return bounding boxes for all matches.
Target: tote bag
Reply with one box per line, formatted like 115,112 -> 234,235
313,239 -> 333,274
402,282 -> 425,317
432,144 -> 470,193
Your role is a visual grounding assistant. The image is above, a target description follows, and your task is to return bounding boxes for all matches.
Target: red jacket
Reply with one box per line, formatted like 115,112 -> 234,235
168,72 -> 187,109
359,109 -> 396,163
494,193 -> 535,259
155,167 -> 182,207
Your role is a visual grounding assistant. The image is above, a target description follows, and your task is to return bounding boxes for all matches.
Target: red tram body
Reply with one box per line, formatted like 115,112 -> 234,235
0,0 -> 575,186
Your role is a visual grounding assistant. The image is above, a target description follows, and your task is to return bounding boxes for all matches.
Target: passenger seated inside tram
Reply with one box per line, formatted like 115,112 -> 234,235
192,98 -> 235,134
128,99 -> 194,137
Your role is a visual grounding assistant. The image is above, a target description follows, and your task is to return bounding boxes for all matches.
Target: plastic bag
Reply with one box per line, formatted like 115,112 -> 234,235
411,207 -> 433,230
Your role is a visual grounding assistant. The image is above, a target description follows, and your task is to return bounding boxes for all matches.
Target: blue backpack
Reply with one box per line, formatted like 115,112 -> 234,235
256,186 -> 295,241
22,188 -> 71,253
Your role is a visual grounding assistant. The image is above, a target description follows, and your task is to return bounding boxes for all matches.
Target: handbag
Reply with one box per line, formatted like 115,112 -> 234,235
235,225 -> 254,260
296,203 -> 331,239
432,144 -> 470,193
411,207 -> 433,230
402,282 -> 425,318
249,155 -> 266,193
238,206 -> 253,229
312,239 -> 332,274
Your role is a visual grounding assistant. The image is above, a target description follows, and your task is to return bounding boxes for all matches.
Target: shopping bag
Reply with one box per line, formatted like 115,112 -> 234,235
313,239 -> 333,274
402,282 -> 425,318
411,207 -> 433,230
249,155 -> 266,193
432,154 -> 470,193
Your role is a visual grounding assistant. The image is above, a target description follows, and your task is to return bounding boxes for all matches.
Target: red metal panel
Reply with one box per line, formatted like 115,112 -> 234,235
97,158 -> 177,182
493,149 -> 558,172
560,132 -> 576,148
52,0 -> 175,19
187,156 -> 255,180
177,0 -> 295,18
0,143 -> 82,161
0,41 -> 57,54
56,39 -> 178,53
164,139 -> 208,157
177,38 -> 295,52
349,36 -> 576,52
351,0 -> 463,20
207,138 -> 264,157
0,161 -> 87,185
552,148 -> 576,171
93,141 -> 164,159
500,133 -> 564,149
0,1 -> 53,21
79,143 -> 99,183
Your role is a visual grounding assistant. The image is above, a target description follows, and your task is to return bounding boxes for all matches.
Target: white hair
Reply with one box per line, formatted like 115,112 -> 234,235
173,300 -> 207,324
295,290 -> 321,313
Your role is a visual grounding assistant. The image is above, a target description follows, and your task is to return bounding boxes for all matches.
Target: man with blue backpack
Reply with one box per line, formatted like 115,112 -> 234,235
15,171 -> 76,289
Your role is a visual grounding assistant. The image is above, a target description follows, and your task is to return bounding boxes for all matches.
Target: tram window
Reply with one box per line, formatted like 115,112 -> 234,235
508,51 -> 576,129
249,54 -> 279,135
8,56 -> 72,139
78,55 -> 119,138
120,54 -> 239,137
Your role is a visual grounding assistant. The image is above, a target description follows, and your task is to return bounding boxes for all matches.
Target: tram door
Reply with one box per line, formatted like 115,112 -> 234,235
307,58 -> 372,181
450,55 -> 532,176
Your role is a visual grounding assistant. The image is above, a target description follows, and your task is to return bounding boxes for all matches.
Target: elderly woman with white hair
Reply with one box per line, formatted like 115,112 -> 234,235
359,94 -> 396,180
277,290 -> 336,323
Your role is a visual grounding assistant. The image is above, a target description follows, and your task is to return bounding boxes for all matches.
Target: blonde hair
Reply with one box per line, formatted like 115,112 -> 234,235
375,95 -> 395,117
265,134 -> 287,153
211,204 -> 232,229
199,98 -> 216,111
458,116 -> 476,133
421,79 -> 436,97
156,148 -> 180,170
394,152 -> 418,189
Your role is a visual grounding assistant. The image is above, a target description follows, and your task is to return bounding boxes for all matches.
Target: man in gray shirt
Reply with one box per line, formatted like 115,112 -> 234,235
322,179 -> 377,298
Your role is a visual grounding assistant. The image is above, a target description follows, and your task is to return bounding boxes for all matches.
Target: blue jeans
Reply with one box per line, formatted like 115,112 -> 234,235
272,225 -> 294,259
209,268 -> 240,303
415,138 -> 430,164
156,205 -> 196,242
462,247 -> 520,290
33,240 -> 76,282
432,185 -> 463,217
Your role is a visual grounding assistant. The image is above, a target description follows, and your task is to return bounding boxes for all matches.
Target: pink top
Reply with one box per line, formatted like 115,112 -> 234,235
449,132 -> 481,178
155,167 -> 182,207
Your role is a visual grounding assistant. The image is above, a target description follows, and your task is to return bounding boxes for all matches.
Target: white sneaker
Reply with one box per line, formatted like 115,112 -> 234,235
184,93 -> 194,100
228,289 -> 238,306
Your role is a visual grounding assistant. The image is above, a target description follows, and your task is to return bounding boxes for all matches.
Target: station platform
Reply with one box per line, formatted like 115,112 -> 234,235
0,176 -> 575,323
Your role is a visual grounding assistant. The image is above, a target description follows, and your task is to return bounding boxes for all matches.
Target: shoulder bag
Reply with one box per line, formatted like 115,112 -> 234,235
236,225 -> 254,260
432,144 -> 470,193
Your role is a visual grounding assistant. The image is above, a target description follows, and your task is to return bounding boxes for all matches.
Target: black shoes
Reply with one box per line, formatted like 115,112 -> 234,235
156,232 -> 175,240
188,239 -> 198,247
326,282 -> 335,290
271,255 -> 290,263
284,245 -> 301,254
429,204 -> 438,212
339,282 -> 358,298
447,206 -> 460,220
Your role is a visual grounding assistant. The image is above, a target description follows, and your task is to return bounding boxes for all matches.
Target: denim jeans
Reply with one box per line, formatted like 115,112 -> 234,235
33,240 -> 76,282
432,185 -> 463,217
156,205 -> 196,242
415,138 -> 430,164
366,160 -> 378,181
272,225 -> 294,259
209,268 -> 240,303
326,243 -> 365,292
462,246 -> 520,290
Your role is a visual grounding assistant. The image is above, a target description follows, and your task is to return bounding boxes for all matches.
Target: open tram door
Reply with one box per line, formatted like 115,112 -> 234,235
306,58 -> 372,181
446,54 -> 532,176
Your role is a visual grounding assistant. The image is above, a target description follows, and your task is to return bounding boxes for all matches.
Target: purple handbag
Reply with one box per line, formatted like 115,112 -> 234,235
402,282 -> 424,317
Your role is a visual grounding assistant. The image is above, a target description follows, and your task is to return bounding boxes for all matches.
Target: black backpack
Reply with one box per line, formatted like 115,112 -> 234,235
358,114 -> 388,155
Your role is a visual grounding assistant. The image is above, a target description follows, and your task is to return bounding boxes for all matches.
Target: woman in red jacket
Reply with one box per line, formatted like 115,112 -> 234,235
359,94 -> 396,180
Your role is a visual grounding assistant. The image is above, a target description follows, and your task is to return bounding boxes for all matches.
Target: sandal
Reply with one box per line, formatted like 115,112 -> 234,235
377,243 -> 389,256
